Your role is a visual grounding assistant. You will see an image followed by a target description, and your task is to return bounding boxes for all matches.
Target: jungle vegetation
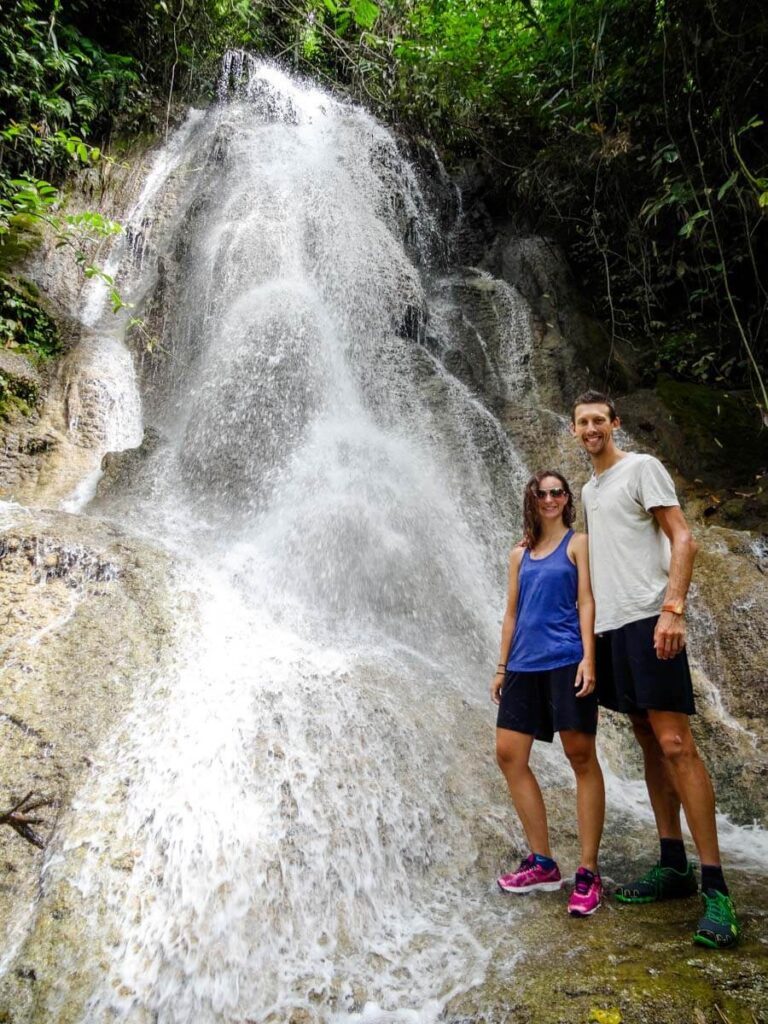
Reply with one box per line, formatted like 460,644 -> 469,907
1,0 -> 766,422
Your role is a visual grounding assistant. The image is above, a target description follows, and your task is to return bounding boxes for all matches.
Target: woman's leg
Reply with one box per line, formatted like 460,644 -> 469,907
496,728 -> 551,856
560,730 -> 605,872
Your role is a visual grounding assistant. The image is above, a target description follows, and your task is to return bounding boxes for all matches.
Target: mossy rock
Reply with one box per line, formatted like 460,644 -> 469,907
0,350 -> 42,419
654,377 -> 767,485
446,867 -> 768,1024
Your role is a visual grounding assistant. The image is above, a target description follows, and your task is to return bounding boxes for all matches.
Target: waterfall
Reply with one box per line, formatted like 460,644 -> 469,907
4,56 -> 765,1024
5,59 -> 541,1023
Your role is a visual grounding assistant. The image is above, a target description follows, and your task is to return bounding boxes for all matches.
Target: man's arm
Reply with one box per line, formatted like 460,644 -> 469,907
571,533 -> 596,696
651,504 -> 699,660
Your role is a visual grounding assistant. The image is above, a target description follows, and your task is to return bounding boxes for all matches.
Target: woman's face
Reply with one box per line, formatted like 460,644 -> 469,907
536,475 -> 568,523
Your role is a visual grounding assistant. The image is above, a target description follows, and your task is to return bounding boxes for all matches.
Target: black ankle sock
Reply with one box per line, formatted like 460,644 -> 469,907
701,864 -> 729,896
659,838 -> 687,873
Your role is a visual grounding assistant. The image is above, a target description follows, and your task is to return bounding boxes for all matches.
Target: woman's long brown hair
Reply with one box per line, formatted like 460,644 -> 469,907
522,470 -> 575,549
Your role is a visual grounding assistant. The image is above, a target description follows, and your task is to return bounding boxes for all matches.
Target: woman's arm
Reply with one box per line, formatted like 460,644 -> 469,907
571,533 -> 596,697
490,547 -> 524,704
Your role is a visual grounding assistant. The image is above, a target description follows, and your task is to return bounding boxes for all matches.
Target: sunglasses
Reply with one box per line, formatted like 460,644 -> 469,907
536,487 -> 567,499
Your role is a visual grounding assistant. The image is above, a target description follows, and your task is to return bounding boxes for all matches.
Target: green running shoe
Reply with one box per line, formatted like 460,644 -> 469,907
614,862 -> 697,904
693,889 -> 740,949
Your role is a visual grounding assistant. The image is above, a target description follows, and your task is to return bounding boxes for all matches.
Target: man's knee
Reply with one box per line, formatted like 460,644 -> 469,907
654,727 -> 698,766
630,713 -> 656,749
645,711 -> 701,765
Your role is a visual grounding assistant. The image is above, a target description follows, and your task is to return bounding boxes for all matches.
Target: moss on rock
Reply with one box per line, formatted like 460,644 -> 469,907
655,377 -> 768,486
446,870 -> 768,1024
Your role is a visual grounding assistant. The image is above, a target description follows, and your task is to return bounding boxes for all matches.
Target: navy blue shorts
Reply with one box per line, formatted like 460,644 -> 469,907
496,661 -> 598,743
595,615 -> 696,716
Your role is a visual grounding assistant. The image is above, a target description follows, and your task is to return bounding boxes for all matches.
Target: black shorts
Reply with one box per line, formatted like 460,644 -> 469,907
496,662 -> 598,743
595,615 -> 696,716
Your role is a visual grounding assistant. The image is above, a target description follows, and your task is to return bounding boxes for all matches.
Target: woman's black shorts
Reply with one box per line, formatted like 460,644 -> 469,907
496,661 -> 598,743
595,615 -> 696,716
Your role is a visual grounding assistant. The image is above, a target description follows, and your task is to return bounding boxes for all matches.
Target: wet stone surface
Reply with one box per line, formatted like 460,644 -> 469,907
446,869 -> 768,1024
0,506 -> 176,989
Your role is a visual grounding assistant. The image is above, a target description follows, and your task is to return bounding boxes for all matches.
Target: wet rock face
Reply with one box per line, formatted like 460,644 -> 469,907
0,508 -> 175,977
0,428 -> 59,500
428,270 -> 536,404
0,352 -> 61,502
0,351 -> 42,408
96,426 -> 161,500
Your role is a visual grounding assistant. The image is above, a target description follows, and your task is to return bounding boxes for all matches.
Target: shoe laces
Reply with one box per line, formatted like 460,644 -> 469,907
639,863 -> 665,885
701,890 -> 732,924
574,869 -> 594,895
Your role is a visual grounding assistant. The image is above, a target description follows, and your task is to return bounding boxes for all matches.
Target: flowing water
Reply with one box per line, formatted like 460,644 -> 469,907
13,59 -> 532,1023
4,56 -> 766,1024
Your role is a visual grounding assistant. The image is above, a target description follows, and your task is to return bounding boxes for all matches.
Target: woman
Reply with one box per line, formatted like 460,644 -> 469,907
490,470 -> 605,916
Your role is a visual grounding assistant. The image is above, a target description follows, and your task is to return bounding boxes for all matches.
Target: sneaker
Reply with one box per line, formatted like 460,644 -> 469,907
497,854 -> 562,894
693,889 -> 740,949
614,862 -> 697,904
568,867 -> 603,917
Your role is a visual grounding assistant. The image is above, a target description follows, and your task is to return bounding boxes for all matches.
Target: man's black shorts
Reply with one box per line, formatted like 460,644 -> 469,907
496,662 -> 598,743
595,614 -> 696,716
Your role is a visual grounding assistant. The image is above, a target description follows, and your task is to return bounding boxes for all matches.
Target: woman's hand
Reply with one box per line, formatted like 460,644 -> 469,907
574,658 -> 596,697
490,669 -> 505,705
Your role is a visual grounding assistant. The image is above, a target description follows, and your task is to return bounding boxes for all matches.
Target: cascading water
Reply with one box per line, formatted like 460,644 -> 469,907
59,111 -> 205,514
4,56 -> 766,1024
4,59 -> 540,1023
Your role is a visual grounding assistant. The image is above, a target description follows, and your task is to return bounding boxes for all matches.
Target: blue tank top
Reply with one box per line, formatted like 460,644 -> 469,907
506,530 -> 584,672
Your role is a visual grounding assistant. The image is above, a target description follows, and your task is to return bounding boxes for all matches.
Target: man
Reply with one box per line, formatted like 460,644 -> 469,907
570,389 -> 739,948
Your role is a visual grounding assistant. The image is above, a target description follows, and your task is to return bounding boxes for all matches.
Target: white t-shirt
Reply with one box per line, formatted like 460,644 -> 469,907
582,452 -> 679,632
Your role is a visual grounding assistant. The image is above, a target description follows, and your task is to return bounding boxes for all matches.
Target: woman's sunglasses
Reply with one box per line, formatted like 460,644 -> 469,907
536,487 -> 567,499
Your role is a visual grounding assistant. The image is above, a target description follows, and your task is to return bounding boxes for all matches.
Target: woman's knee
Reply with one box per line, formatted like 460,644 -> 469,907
561,732 -> 597,773
496,733 -> 531,774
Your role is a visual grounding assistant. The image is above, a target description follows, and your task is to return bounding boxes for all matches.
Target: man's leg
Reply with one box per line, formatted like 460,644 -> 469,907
630,712 -> 683,841
646,710 -> 740,947
646,710 -> 720,866
496,729 -> 551,857
615,712 -> 697,904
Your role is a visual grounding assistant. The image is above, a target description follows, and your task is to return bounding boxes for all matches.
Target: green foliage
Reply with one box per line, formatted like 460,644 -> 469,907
0,169 -> 124,300
0,280 -> 60,360
2,0 -> 766,419
0,3 -> 137,329
0,1 -> 141,181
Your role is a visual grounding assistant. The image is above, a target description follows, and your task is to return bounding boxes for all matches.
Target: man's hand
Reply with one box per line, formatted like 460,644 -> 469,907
653,611 -> 686,659
490,670 -> 505,704
574,658 -> 596,697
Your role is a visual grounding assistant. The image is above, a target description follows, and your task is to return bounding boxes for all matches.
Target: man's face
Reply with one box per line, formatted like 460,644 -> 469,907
571,402 -> 619,456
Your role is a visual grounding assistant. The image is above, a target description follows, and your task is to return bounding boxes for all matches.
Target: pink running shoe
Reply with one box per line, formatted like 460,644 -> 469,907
497,854 -> 562,893
568,867 -> 603,916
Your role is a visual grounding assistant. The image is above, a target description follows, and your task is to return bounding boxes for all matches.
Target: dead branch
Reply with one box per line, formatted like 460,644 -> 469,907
0,790 -> 56,849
